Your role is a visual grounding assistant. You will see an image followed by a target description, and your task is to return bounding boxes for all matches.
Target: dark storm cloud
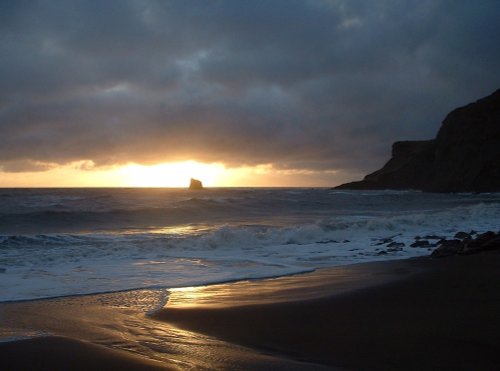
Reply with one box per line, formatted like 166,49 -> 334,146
1,0 -> 499,177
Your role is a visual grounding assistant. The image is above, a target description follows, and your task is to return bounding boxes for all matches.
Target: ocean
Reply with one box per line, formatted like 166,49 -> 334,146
1,188 -> 499,303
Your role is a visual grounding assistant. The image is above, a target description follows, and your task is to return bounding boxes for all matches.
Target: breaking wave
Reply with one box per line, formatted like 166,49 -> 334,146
0,188 -> 499,302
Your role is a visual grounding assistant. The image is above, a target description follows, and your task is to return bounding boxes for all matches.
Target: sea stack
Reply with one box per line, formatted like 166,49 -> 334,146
336,89 -> 500,193
189,178 -> 203,190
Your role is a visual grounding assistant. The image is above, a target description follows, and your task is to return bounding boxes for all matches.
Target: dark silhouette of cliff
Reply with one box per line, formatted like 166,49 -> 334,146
336,89 -> 500,193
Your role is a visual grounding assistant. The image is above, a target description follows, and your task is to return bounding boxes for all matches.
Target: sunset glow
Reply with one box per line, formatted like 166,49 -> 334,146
119,161 -> 225,187
0,161 -> 228,188
0,161 -> 346,188
1,1 -> 498,188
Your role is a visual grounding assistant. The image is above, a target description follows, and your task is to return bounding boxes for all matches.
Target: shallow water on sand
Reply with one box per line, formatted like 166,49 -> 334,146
0,286 -> 333,369
0,260 -> 417,368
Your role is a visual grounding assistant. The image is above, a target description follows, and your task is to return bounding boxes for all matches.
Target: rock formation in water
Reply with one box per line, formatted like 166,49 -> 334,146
431,230 -> 500,258
189,178 -> 203,190
336,89 -> 500,193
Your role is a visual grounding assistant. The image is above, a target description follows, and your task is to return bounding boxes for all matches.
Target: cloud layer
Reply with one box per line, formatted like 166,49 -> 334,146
1,0 -> 500,178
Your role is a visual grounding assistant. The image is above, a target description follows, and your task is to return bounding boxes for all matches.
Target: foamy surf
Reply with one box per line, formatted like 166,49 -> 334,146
0,188 -> 499,302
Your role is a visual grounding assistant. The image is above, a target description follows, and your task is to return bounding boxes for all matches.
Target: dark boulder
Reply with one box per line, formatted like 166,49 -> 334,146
431,239 -> 462,258
431,231 -> 500,258
460,231 -> 497,254
454,231 -> 472,240
336,89 -> 500,193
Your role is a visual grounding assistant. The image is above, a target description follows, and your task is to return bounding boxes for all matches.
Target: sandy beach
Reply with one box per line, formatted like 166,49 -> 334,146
158,252 -> 500,370
0,336 -> 172,371
2,252 -> 500,370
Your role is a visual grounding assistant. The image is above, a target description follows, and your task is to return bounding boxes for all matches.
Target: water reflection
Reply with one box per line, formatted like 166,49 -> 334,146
0,288 -> 328,369
166,261 -> 406,309
0,263 -> 410,369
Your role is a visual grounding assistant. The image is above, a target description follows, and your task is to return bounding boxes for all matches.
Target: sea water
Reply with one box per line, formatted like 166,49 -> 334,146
0,188 -> 499,302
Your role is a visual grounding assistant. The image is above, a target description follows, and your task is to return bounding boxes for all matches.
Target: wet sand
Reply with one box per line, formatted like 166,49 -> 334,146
158,252 -> 500,370
2,253 -> 500,370
0,336 -> 172,370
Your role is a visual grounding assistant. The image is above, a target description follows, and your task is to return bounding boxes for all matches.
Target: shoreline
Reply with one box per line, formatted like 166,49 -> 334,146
0,255 -> 422,306
159,251 -> 500,370
2,253 -> 500,369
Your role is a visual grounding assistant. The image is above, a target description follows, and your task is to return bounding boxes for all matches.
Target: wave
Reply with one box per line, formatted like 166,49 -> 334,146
1,189 -> 499,302
1,202 -> 498,264
0,207 -> 223,234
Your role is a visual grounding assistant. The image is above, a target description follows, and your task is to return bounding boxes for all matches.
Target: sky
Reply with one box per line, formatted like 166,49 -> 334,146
1,0 -> 499,187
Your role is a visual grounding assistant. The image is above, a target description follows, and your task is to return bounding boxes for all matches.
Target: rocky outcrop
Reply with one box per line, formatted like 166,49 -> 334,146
189,178 -> 203,190
431,231 -> 500,258
336,89 -> 500,192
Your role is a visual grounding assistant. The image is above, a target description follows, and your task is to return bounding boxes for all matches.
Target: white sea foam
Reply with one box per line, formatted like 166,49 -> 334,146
0,189 -> 499,302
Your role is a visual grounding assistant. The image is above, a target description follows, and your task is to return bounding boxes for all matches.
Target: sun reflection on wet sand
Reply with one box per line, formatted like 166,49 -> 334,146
166,260 -> 416,309
0,287 -> 331,369
0,262 -> 416,369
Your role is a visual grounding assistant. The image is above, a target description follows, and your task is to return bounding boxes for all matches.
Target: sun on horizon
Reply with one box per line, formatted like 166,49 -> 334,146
119,161 -> 225,187
0,160 -> 345,188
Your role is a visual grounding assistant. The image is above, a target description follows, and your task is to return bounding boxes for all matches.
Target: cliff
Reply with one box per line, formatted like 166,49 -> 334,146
336,89 -> 500,193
